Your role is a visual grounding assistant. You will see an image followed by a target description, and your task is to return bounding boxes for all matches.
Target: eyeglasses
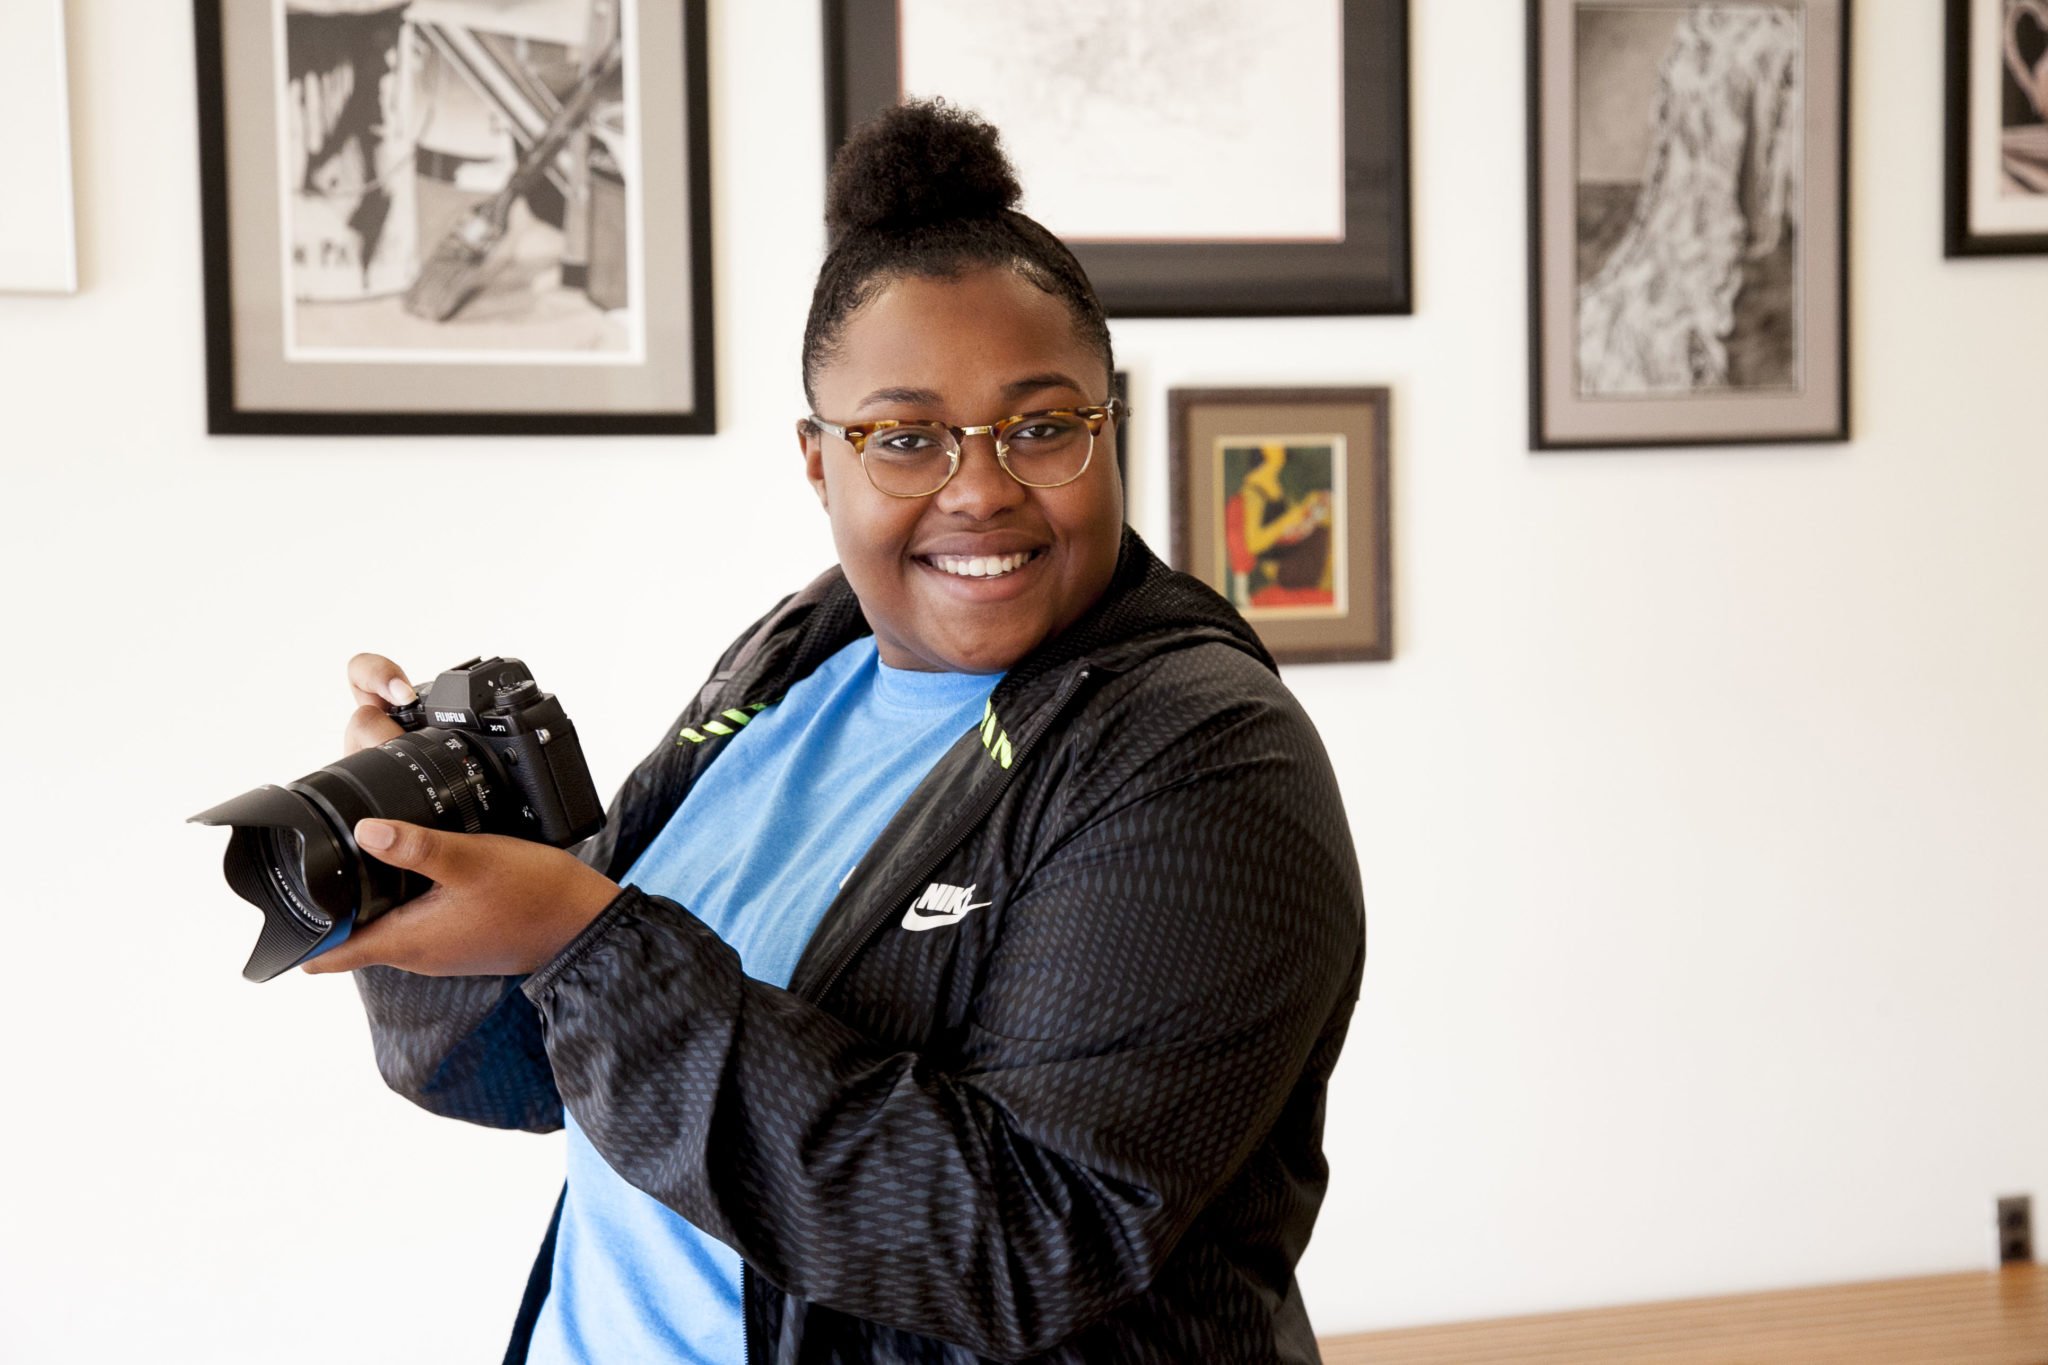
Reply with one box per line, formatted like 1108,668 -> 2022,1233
803,398 -> 1124,499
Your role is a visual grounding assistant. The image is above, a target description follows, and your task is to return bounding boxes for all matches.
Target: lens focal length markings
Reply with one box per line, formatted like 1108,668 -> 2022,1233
380,731 -> 495,835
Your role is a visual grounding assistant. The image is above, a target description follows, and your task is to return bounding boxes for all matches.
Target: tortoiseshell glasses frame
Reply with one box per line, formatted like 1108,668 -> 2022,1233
802,397 -> 1125,499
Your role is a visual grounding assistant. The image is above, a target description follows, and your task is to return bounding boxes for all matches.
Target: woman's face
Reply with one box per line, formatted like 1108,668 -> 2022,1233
800,267 -> 1123,674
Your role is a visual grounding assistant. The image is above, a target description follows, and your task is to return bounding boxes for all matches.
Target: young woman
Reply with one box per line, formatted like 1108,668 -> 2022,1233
319,102 -> 1365,1363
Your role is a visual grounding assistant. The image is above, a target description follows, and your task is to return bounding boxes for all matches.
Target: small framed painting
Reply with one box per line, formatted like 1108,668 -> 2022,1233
1529,0 -> 1850,449
0,0 -> 78,294
194,0 -> 715,435
824,0 -> 1412,317
1168,387 -> 1392,664
1946,0 -> 2048,255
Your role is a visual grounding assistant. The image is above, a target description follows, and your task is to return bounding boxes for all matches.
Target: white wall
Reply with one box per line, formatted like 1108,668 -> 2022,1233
3,4 -> 2044,1361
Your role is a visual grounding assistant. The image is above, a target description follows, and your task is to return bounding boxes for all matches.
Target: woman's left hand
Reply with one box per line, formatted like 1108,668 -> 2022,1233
301,819 -> 622,977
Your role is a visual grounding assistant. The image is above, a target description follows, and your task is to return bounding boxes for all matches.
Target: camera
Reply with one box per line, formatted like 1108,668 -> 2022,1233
191,657 -> 605,982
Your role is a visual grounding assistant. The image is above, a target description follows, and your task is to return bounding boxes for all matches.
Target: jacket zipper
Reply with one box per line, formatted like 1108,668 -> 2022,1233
803,663 -> 1092,1008
740,662 -> 1093,1359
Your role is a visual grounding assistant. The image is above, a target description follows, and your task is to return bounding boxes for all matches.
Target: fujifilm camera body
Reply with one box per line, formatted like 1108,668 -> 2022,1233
191,656 -> 605,981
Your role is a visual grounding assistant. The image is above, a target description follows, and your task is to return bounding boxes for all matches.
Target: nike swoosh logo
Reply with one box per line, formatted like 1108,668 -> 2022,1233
901,900 -> 990,932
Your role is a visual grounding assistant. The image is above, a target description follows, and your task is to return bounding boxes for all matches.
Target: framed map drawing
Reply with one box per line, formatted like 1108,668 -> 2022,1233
1946,0 -> 2048,255
1529,0 -> 1850,449
825,0 -> 1412,317
1169,387 -> 1392,664
195,0 -> 715,435
0,0 -> 78,294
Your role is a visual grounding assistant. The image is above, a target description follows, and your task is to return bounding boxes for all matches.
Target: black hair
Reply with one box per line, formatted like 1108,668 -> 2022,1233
802,99 -> 1114,407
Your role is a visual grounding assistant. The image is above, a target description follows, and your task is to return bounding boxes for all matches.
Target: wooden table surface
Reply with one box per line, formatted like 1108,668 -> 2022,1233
1321,1266 -> 2048,1364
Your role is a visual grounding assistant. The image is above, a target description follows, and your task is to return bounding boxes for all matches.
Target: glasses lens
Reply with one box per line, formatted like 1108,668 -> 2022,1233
862,424 -> 958,497
1000,411 -> 1094,487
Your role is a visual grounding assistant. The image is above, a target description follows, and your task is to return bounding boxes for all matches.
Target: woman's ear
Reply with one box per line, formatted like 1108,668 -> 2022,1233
796,419 -> 829,509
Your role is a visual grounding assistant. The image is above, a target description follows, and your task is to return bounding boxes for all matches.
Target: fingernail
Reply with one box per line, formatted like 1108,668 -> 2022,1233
356,820 -> 395,851
385,679 -> 417,705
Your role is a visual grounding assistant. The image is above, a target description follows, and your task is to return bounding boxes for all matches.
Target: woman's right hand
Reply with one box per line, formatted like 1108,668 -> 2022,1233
344,652 -> 418,756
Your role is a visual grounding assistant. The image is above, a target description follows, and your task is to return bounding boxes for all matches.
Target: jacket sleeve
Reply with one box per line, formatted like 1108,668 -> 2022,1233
346,729 -> 650,1133
348,733 -> 668,1133
343,586 -> 823,1131
520,672 -> 1365,1358
352,969 -> 561,1132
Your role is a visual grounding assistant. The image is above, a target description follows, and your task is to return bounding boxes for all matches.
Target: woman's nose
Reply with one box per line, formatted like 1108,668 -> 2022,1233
933,432 -> 1026,518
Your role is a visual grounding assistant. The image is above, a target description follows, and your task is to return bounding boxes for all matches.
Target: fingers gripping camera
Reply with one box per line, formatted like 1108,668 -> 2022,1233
191,657 -> 605,981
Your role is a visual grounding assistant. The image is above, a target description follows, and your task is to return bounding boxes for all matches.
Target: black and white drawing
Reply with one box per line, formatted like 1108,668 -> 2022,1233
1575,6 -> 1802,396
196,0 -> 714,435
1528,0 -> 1847,449
896,0 -> 1343,244
279,0 -> 641,362
1947,0 -> 2048,255
826,0 -> 1413,316
0,0 -> 77,294
2005,0 -> 2048,191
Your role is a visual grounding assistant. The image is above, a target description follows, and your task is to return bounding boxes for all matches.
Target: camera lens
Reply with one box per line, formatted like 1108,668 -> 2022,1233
334,729 -> 496,837
191,728 -> 509,981
257,828 -> 330,935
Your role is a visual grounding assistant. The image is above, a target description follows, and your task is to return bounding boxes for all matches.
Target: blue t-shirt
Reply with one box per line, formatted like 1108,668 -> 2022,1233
527,637 -> 999,1364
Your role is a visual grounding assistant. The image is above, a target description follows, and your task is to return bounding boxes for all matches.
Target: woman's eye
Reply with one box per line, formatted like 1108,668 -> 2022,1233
1007,416 -> 1083,445
873,429 -> 941,456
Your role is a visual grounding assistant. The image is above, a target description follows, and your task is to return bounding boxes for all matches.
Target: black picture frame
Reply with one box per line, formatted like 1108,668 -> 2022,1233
194,0 -> 716,436
1527,0 -> 1851,450
1112,369 -> 1130,485
1169,386 -> 1393,664
823,0 -> 1411,318
1945,0 -> 2048,256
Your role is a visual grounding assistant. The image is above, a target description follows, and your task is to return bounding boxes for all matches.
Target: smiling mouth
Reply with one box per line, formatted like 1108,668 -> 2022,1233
919,548 -> 1045,580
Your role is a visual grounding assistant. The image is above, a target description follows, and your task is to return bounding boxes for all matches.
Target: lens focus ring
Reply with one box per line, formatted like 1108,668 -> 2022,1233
379,732 -> 490,834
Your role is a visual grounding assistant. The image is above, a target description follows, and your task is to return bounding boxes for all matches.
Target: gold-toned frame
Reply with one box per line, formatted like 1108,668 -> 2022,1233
1169,387 -> 1393,664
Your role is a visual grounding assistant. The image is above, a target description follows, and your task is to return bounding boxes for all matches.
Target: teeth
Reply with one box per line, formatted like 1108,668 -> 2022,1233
929,551 -> 1033,578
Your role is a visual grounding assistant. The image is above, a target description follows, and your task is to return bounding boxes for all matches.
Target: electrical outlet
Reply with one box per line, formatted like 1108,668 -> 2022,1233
1997,1194 -> 2033,1265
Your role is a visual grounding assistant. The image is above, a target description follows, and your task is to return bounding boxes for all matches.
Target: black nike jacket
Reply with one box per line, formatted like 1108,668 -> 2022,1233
354,529 -> 1366,1363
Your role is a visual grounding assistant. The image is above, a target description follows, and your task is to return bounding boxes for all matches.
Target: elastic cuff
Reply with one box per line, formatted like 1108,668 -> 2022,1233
522,885 -> 638,1001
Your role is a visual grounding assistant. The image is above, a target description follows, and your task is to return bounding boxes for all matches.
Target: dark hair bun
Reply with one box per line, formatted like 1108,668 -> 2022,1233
826,99 -> 1021,240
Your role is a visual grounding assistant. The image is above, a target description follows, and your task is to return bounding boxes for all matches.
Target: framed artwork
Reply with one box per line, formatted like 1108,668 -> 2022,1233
0,0 -> 78,294
1112,369 -> 1130,485
1169,387 -> 1392,664
824,0 -> 1412,317
1946,0 -> 2048,255
1528,0 -> 1850,449
194,0 -> 715,435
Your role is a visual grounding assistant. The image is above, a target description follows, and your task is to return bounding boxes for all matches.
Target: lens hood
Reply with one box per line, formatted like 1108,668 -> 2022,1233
189,785 -> 361,982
